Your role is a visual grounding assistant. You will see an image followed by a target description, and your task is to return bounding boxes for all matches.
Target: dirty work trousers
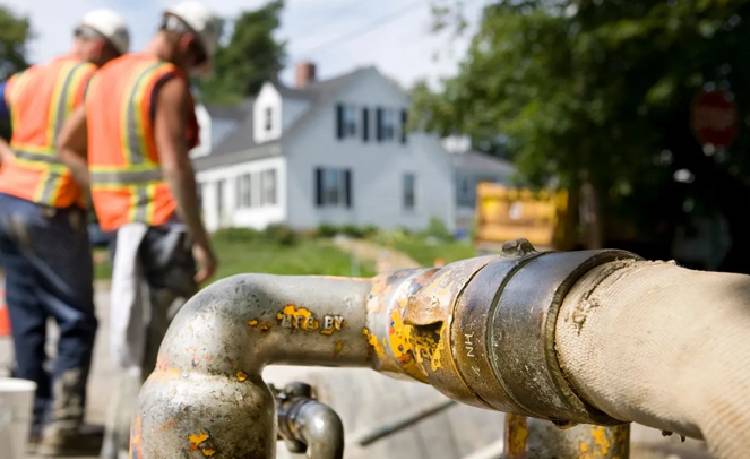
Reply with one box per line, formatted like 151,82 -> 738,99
0,193 -> 96,434
101,222 -> 196,459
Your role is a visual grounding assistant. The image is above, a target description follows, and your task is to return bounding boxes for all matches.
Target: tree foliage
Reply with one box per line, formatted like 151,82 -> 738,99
0,6 -> 30,139
414,0 -> 750,266
0,6 -> 30,79
199,0 -> 285,104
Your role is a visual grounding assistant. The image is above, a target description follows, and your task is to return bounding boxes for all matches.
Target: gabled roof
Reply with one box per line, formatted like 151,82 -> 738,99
279,66 -> 376,99
452,151 -> 516,176
205,100 -> 255,157
193,141 -> 281,171
204,99 -> 253,120
198,66 -> 407,170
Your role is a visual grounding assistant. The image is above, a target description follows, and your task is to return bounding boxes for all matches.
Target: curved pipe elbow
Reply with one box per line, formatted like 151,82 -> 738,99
281,399 -> 345,459
132,273 -> 372,458
157,273 -> 373,375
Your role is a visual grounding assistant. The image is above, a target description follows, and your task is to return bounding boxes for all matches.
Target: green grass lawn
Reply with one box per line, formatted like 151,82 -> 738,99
374,232 -> 476,267
94,230 -> 375,281
212,234 -> 375,279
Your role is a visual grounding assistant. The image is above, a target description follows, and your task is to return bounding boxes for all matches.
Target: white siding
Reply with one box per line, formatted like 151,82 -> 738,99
282,97 -> 310,131
283,69 -> 454,231
197,157 -> 287,231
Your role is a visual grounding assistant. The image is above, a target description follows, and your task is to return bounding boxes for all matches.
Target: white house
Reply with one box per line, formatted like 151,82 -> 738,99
194,63 -> 455,232
446,137 -> 516,235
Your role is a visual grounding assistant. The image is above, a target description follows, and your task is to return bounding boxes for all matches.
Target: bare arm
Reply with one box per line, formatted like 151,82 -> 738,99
0,138 -> 12,166
57,106 -> 91,190
155,77 -> 216,283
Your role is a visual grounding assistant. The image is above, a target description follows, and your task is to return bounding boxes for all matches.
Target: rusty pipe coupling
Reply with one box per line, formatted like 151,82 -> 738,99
131,244 -> 638,458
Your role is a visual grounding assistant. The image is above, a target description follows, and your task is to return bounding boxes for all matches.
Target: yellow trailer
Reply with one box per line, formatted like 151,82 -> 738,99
474,183 -> 568,250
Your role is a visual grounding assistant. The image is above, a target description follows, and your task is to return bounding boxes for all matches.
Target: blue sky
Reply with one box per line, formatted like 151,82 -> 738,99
2,0 -> 486,88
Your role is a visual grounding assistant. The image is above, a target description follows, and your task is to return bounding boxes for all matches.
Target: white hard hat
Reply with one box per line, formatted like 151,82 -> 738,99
164,1 -> 220,59
78,9 -> 130,55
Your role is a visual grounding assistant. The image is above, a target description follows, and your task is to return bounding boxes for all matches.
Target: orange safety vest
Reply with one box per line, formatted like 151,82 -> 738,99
86,53 -> 198,232
0,55 -> 95,207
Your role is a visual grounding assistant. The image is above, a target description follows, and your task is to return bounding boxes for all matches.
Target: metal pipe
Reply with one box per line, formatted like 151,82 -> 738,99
504,414 -> 630,458
275,383 -> 344,459
130,274 -> 371,458
132,245 -> 749,458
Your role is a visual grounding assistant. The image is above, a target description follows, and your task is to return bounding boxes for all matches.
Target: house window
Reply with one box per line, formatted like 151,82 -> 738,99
403,173 -> 416,210
376,108 -> 396,142
236,174 -> 253,209
343,106 -> 357,137
265,107 -> 273,132
315,167 -> 352,208
336,103 -> 358,140
457,176 -> 473,208
260,169 -> 277,206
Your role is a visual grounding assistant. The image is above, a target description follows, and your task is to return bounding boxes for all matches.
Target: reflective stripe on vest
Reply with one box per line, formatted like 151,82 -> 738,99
88,55 -> 181,230
91,168 -> 163,185
3,59 -> 93,206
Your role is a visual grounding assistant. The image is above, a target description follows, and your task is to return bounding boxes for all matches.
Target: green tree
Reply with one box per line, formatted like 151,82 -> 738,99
199,1 -> 285,104
414,0 -> 750,266
0,5 -> 30,78
0,6 -> 30,139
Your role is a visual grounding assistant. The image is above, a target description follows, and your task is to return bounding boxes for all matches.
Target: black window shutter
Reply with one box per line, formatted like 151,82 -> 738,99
400,109 -> 408,144
336,104 -> 344,140
315,168 -> 324,207
344,169 -> 352,209
376,107 -> 384,142
362,108 -> 370,142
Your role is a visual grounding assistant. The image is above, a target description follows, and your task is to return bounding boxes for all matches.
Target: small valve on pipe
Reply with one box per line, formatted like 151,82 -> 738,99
272,382 -> 345,459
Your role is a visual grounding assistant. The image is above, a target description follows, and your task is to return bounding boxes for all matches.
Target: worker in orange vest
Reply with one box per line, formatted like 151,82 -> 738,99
58,2 -> 218,457
0,10 -> 129,456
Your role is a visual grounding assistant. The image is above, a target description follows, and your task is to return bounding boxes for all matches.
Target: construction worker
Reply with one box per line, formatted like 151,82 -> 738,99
57,2 -> 219,456
0,10 -> 129,456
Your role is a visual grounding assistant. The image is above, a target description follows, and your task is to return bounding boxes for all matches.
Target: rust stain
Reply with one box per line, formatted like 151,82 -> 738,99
248,319 -> 272,331
236,371 -> 248,382
276,304 -> 320,331
334,340 -> 344,356
188,432 -> 216,457
592,426 -> 612,454
505,414 -> 528,458
146,366 -> 180,383
128,415 -> 143,457
387,310 -> 443,381
188,433 -> 209,451
362,327 -> 385,359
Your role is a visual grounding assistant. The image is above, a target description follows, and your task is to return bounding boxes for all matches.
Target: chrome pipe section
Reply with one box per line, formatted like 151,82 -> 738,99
132,244 -> 749,458
275,383 -> 344,459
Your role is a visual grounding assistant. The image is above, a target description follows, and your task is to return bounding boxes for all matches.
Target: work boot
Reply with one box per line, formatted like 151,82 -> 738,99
38,423 -> 104,457
38,369 -> 103,456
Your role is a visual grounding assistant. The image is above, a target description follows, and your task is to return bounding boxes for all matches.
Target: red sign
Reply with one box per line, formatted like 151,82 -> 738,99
691,90 -> 738,148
